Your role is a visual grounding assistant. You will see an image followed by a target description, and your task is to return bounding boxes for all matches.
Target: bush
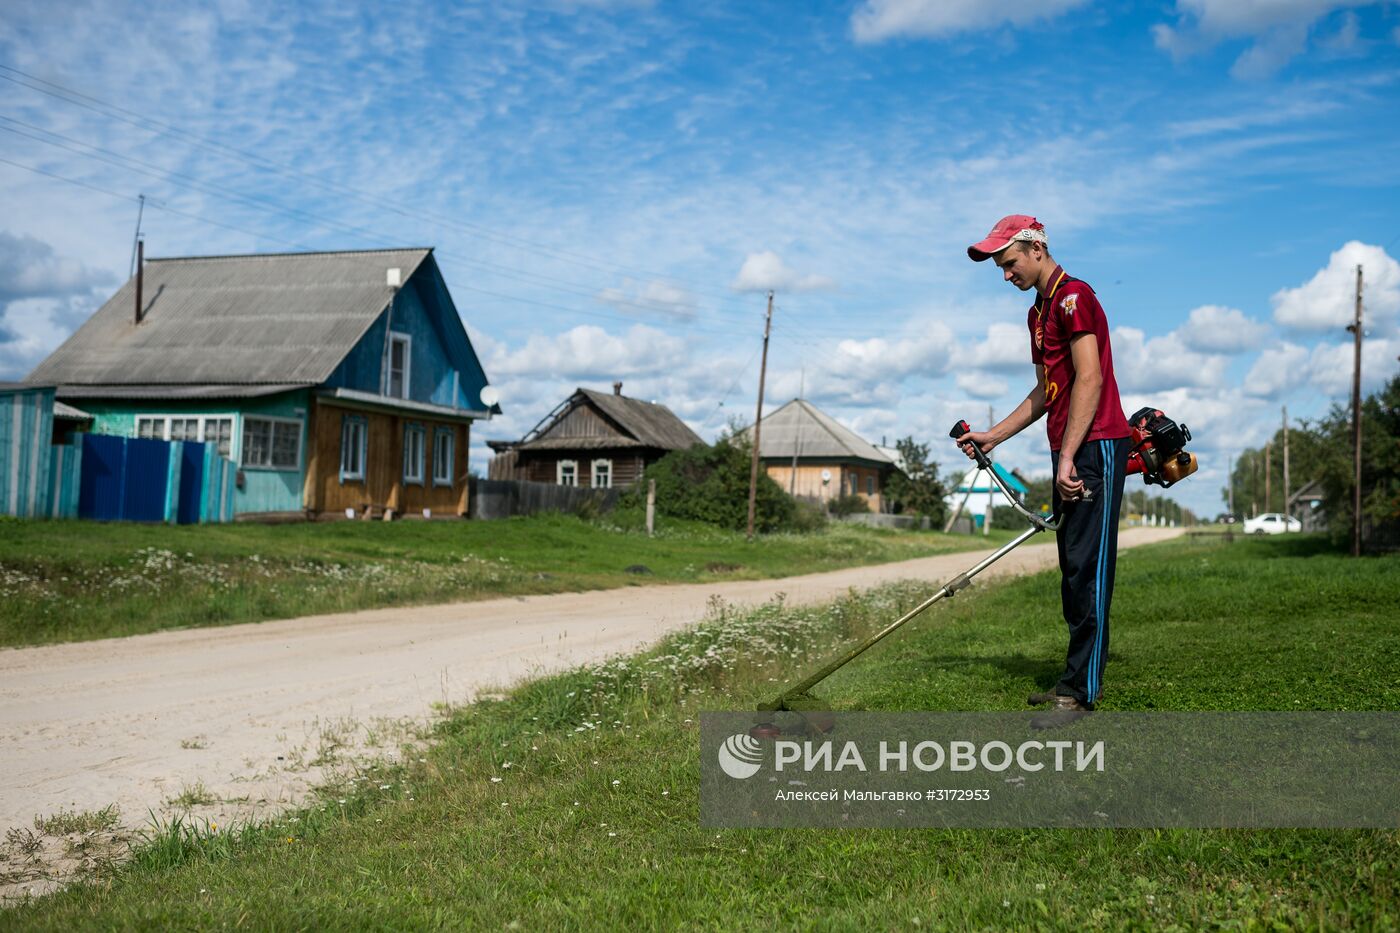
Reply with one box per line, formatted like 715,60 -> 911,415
624,436 -> 798,533
826,493 -> 870,517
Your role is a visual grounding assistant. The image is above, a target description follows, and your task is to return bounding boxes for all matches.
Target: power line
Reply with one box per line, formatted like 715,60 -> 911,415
0,64 -> 762,306
0,114 -> 773,327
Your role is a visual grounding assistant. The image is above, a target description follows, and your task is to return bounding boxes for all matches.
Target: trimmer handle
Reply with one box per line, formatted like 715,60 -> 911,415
949,420 -> 991,470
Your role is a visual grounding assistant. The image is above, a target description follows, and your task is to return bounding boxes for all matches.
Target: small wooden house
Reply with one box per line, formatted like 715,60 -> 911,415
26,248 -> 497,520
739,398 -> 900,512
487,383 -> 702,488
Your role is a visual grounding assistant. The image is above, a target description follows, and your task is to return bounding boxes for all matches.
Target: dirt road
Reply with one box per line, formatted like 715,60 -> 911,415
1,527 -> 1181,850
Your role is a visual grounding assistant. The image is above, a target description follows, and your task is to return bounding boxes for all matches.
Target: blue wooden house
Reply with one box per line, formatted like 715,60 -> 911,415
27,248 -> 497,519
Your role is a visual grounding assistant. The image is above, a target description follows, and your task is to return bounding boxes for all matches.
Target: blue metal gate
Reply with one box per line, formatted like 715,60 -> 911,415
177,441 -> 206,524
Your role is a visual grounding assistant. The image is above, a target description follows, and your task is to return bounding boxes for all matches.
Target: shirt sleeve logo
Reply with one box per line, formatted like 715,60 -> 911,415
1060,293 -> 1078,316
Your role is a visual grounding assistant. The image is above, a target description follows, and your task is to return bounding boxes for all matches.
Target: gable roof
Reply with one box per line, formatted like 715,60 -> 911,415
741,398 -> 894,465
499,387 -> 704,452
27,248 -> 432,388
954,462 -> 1028,495
574,388 -> 704,450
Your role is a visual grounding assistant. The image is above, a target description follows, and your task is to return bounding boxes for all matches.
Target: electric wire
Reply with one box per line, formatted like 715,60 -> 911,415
0,114 -> 774,328
0,64 -> 763,307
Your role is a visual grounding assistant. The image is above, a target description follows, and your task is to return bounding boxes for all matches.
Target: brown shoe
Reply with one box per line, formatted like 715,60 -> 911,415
1027,690 -> 1060,706
1030,697 -> 1094,730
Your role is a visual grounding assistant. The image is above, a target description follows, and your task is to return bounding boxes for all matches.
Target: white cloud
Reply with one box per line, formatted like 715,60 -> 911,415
486,323 -> 687,380
1112,327 -> 1228,393
1271,240 -> 1400,332
1243,342 -> 1311,397
0,230 -> 116,307
595,278 -> 697,320
1153,0 -> 1381,78
730,251 -> 836,293
850,0 -> 1089,42
967,322 -> 1031,372
955,371 -> 1008,400
1305,337 -> 1400,397
1177,304 -> 1271,354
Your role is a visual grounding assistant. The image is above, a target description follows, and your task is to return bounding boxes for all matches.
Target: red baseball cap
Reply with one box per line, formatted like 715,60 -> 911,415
967,215 -> 1047,261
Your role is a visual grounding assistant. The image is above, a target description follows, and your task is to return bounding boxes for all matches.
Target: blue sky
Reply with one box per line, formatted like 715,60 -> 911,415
3,0 -> 1399,517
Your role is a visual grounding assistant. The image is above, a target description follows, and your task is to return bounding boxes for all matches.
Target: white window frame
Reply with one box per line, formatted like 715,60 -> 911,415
388,332 -> 412,400
340,415 -> 367,482
134,414 -> 236,459
591,458 -> 612,489
241,415 -> 303,472
432,427 -> 455,487
403,423 -> 426,485
557,459 -> 578,487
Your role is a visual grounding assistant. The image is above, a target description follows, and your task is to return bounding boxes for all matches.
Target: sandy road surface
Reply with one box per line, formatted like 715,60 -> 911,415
1,527 -> 1181,848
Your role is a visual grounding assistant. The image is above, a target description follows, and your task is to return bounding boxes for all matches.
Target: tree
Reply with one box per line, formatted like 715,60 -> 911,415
883,436 -> 948,525
627,434 -> 797,533
1224,374 -> 1399,549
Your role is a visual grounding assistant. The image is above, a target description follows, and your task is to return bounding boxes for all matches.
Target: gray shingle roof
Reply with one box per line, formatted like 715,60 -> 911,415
740,398 -> 894,465
27,248 -> 432,388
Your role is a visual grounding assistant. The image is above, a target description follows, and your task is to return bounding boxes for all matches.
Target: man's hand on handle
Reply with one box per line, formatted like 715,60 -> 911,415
1055,458 -> 1085,501
955,430 -> 997,461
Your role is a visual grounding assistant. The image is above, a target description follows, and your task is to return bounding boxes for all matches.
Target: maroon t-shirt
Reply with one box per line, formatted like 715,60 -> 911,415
1027,266 -> 1129,452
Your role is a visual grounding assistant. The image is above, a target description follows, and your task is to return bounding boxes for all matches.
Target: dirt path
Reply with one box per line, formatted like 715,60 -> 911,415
1,527 -> 1182,890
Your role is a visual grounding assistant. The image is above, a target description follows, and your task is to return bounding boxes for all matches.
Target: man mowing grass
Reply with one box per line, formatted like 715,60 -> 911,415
956,215 -> 1130,714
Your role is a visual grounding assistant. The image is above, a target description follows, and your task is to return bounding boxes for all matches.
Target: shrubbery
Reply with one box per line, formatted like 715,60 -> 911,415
625,435 -> 799,533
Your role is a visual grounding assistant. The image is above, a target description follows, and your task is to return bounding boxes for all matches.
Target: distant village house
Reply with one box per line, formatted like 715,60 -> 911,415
739,398 -> 902,512
486,384 -> 702,488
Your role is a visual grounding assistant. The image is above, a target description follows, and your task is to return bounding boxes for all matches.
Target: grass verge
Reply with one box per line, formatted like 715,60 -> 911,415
0,513 -> 1014,647
5,533 -> 1397,928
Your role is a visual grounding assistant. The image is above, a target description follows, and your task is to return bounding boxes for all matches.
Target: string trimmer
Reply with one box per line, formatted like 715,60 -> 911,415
756,411 -> 1196,714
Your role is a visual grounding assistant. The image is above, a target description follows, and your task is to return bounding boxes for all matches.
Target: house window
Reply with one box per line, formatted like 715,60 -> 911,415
388,333 -> 411,399
202,418 -> 233,459
867,476 -> 875,496
340,416 -> 367,481
557,460 -> 577,487
134,415 -> 234,458
403,424 -> 426,485
433,427 -> 455,486
242,417 -> 301,471
849,472 -> 860,495
169,417 -> 200,442
591,459 -> 612,489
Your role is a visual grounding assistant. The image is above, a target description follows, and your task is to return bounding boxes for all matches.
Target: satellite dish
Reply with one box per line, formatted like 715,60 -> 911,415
480,385 -> 499,407
820,469 -> 832,484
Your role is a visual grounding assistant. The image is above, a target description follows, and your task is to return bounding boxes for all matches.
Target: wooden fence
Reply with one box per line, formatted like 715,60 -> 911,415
470,478 -> 620,520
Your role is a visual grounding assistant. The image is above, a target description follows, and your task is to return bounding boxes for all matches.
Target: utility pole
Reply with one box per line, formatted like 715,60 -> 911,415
1347,264 -> 1364,557
1264,440 -> 1271,514
1227,453 -> 1234,519
746,291 -> 774,541
789,368 -> 804,496
1282,406 -> 1290,521
128,193 -> 146,279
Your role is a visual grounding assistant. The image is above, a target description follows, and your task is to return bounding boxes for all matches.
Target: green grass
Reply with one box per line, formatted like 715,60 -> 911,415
0,513 -> 1015,647
6,534 -> 1397,929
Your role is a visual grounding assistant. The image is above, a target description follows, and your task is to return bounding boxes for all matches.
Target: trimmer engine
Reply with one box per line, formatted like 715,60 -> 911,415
1126,407 -> 1197,488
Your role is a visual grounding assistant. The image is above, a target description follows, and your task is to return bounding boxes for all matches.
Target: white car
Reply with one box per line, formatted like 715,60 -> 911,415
1242,512 -> 1302,535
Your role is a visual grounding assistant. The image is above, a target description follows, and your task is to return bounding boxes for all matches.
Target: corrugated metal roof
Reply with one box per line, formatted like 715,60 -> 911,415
740,399 -> 894,465
27,248 -> 432,387
53,401 -> 92,420
54,383 -> 311,399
